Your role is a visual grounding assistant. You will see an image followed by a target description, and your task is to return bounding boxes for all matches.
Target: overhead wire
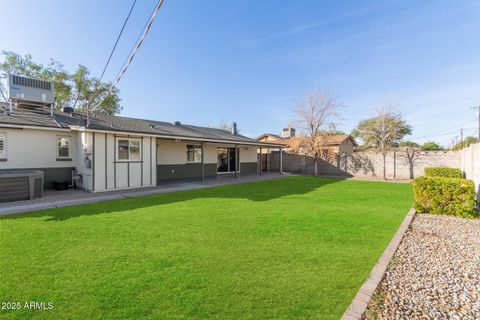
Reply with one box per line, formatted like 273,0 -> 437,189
91,0 -> 165,112
99,0 -> 137,82
407,120 -> 476,141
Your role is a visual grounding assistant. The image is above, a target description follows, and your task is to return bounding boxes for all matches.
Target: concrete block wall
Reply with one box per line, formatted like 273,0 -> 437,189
270,149 -> 462,180
461,143 -> 480,201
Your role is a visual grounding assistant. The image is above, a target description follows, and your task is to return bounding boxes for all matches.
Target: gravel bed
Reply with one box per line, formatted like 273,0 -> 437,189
364,214 -> 480,320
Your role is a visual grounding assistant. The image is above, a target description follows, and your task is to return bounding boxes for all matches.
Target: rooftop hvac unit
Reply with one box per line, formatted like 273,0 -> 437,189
7,74 -> 55,106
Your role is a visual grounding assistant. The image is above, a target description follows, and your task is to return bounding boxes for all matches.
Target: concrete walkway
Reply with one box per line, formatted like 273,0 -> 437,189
0,173 -> 290,216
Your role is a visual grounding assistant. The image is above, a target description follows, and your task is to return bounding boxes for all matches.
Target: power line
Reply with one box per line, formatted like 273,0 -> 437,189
0,87 -> 7,102
99,0 -> 137,82
91,0 -> 165,112
408,120 -> 476,141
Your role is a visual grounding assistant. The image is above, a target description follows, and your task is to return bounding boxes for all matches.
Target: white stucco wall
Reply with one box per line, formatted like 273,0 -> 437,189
0,127 -> 77,169
239,145 -> 258,162
156,139 -> 259,165
157,139 -> 192,165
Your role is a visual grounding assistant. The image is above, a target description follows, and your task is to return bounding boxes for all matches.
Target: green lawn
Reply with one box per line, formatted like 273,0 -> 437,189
0,176 -> 412,319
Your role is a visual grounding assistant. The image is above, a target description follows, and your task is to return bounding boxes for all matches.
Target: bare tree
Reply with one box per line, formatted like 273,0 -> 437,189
401,147 -> 422,179
288,89 -> 343,175
352,105 -> 412,179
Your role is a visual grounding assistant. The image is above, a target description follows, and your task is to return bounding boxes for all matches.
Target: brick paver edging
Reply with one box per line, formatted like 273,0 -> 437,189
341,208 -> 416,320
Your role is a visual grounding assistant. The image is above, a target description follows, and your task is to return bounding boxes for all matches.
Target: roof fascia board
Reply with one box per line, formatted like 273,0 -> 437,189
0,124 -> 71,132
70,127 -> 283,148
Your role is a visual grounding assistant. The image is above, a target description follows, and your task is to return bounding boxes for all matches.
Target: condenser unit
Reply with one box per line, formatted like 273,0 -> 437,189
7,74 -> 54,105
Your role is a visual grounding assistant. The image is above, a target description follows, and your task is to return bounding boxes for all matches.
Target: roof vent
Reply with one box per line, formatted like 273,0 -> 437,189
62,106 -> 74,114
232,122 -> 238,135
174,121 -> 181,126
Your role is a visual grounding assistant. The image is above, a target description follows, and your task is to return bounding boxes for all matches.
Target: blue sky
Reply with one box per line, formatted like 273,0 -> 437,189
1,0 -> 479,145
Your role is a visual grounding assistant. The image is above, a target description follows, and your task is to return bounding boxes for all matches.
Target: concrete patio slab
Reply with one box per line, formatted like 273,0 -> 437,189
0,173 -> 291,216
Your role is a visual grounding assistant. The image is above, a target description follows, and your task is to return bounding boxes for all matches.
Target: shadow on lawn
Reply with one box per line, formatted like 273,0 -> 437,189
1,176 -> 343,221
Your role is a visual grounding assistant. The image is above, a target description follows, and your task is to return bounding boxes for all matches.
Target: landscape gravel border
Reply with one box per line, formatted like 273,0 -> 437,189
341,208 -> 416,320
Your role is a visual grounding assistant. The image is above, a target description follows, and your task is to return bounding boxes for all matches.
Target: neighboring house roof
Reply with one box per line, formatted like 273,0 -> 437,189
0,106 -> 282,147
319,134 -> 358,146
256,133 -> 288,145
256,133 -> 358,147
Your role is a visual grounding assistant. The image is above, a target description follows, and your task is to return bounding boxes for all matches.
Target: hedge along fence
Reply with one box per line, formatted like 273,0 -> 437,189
424,167 -> 462,178
412,176 -> 477,218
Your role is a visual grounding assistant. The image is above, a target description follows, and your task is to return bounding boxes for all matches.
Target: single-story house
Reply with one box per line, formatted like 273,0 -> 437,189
0,104 -> 283,194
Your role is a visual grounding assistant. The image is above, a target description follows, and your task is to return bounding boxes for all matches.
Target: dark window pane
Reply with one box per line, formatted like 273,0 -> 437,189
217,148 -> 228,172
186,145 -> 194,162
118,139 -> 129,160
229,148 -> 236,172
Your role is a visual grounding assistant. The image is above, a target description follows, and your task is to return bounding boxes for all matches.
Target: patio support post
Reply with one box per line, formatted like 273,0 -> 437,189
201,142 -> 205,181
234,144 -> 238,178
279,147 -> 283,174
259,147 -> 262,176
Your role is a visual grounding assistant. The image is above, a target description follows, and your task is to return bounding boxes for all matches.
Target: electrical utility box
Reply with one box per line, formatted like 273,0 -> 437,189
7,74 -> 54,106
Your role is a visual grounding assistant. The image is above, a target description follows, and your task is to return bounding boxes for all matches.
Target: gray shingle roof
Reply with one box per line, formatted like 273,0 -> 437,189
0,106 -> 282,146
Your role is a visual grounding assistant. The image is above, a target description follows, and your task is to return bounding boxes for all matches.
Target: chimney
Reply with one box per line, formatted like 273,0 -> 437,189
232,122 -> 237,135
282,127 -> 295,138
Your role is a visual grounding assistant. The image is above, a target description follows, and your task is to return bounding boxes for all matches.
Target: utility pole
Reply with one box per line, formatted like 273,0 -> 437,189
473,106 -> 480,140
460,128 -> 463,150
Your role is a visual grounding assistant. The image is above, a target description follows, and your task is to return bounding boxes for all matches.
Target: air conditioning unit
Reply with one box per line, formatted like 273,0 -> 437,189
7,74 -> 54,105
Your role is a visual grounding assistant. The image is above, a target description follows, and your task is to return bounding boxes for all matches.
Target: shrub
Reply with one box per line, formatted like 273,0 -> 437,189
412,176 -> 477,218
424,167 -> 462,178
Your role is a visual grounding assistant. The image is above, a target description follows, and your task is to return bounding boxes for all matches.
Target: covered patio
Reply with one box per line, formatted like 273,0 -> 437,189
0,172 -> 290,216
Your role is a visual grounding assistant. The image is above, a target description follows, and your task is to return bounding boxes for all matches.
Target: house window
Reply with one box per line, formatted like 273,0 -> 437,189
117,138 -> 141,161
0,132 -> 6,159
57,136 -> 71,159
186,144 -> 202,162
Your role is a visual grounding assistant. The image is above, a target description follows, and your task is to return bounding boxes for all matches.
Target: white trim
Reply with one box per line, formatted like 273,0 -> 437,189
116,137 -> 142,162
0,124 -> 71,132
0,124 -> 283,147
70,127 -> 283,148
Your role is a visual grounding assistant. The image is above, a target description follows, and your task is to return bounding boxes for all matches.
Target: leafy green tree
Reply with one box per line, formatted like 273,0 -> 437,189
452,136 -> 479,150
399,141 -> 420,148
352,106 -> 411,179
420,141 -> 444,151
0,51 -> 121,115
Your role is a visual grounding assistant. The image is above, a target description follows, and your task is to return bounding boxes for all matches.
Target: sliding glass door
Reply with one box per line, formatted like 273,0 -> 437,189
217,147 -> 239,173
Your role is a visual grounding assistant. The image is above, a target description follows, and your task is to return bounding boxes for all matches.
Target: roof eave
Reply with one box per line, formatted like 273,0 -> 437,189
70,126 -> 284,148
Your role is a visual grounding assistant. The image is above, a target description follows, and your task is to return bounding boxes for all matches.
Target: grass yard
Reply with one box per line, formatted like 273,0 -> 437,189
0,176 -> 412,319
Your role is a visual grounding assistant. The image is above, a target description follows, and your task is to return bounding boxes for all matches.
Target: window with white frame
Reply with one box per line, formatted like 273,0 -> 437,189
186,144 -> 202,162
117,138 -> 141,161
57,136 -> 71,159
0,132 -> 6,159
